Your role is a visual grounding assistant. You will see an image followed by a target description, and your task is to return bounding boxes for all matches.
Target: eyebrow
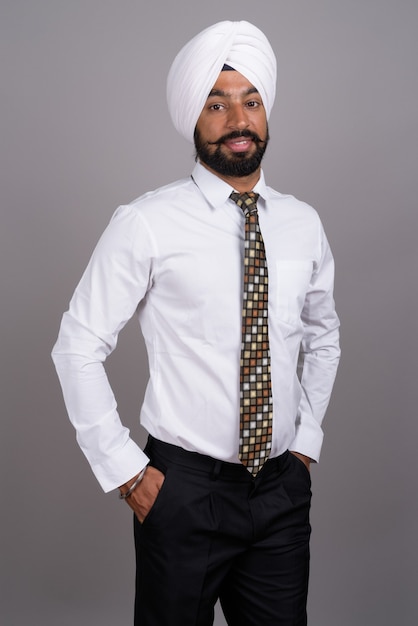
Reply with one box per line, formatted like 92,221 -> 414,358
207,86 -> 259,98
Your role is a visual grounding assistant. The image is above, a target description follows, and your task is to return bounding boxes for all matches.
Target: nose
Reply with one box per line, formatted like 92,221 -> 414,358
226,103 -> 249,130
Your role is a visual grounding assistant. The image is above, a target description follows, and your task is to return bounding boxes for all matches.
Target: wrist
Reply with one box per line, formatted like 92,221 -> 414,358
119,467 -> 147,500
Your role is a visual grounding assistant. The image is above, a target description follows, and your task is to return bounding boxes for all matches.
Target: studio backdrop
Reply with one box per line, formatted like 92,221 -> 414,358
1,1 -> 417,625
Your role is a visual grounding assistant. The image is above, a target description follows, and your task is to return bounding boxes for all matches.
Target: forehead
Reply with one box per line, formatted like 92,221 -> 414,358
208,69 -> 260,98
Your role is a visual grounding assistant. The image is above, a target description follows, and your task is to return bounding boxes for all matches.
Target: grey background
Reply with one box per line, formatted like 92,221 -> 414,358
1,1 -> 417,624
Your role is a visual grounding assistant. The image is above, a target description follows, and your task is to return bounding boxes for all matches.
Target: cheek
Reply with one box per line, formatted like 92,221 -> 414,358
196,114 -> 225,142
258,120 -> 268,140
251,111 -> 268,137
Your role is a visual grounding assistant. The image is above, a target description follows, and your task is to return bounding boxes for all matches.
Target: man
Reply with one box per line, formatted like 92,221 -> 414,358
52,20 -> 340,626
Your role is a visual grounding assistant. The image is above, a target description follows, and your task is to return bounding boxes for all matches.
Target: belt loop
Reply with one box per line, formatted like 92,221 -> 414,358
210,459 -> 223,481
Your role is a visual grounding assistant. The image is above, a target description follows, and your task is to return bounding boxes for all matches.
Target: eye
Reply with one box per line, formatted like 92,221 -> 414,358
246,100 -> 260,108
209,103 -> 225,111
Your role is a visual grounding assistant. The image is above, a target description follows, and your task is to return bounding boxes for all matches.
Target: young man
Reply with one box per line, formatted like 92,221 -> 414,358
52,20 -> 340,625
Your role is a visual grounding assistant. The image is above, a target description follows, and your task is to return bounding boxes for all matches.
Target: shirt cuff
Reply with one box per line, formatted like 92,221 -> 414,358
90,438 -> 150,492
289,419 -> 324,463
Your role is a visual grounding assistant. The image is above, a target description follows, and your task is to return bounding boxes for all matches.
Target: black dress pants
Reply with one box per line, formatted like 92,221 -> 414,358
134,436 -> 312,626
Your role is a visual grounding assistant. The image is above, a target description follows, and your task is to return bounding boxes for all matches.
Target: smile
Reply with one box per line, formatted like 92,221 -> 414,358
223,138 -> 253,153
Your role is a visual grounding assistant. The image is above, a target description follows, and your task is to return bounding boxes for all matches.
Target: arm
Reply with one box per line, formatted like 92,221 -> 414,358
51,204 -> 155,492
290,224 -> 341,463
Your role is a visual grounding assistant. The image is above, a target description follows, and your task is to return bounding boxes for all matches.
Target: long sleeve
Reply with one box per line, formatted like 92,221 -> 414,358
290,224 -> 341,461
52,205 -> 155,492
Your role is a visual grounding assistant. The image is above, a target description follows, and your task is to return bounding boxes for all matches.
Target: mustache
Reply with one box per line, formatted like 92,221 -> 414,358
206,129 -> 266,146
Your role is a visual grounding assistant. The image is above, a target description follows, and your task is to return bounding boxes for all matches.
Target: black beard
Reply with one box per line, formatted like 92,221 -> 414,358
194,128 -> 269,178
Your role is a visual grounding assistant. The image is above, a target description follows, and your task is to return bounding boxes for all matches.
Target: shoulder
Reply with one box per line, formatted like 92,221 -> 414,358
129,176 -> 196,212
107,175 -> 195,229
265,185 -> 321,224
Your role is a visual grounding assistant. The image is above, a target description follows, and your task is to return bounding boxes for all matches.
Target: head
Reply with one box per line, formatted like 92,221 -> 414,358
167,21 -> 277,152
193,66 -> 270,178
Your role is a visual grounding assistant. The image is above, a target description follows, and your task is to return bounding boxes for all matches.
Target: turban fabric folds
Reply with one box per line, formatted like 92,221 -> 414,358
166,21 -> 277,143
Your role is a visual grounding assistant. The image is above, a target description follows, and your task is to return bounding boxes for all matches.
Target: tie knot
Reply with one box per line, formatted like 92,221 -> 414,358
230,191 -> 259,218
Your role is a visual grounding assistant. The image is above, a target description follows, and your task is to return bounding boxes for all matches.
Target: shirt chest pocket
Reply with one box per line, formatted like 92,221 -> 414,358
273,260 -> 313,326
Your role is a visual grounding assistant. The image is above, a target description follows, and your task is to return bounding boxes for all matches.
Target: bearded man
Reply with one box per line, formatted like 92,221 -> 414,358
52,20 -> 340,626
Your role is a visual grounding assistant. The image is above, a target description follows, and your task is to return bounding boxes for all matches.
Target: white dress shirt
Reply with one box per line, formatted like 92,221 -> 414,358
52,162 -> 340,492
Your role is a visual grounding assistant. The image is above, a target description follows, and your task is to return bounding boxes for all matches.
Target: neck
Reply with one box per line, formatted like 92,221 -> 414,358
200,162 -> 261,193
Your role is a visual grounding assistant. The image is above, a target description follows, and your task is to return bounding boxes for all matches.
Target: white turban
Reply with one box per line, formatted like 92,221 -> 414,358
167,21 -> 277,143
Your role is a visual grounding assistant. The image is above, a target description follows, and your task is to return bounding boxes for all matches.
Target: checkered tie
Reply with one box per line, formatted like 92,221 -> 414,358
230,191 -> 273,476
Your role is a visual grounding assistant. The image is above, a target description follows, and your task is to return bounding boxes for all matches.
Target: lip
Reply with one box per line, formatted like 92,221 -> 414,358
223,138 -> 253,153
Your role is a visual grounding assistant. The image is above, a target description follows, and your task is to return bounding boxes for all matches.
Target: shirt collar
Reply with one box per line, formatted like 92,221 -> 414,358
191,161 -> 268,209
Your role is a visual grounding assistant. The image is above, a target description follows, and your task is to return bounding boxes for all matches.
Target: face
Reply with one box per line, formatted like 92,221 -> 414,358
194,70 -> 269,179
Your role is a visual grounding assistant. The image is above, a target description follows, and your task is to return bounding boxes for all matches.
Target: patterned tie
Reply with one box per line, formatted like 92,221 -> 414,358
230,191 -> 273,476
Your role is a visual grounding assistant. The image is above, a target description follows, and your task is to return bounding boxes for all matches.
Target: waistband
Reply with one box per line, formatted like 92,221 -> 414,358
144,435 -> 289,481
